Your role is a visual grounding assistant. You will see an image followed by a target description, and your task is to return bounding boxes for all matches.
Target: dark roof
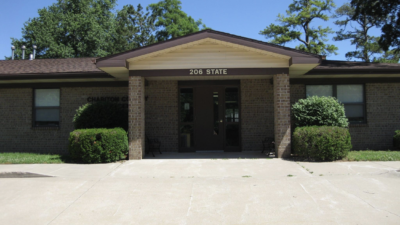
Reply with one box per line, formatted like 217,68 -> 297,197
96,29 -> 322,67
0,57 -> 105,75
306,60 -> 400,75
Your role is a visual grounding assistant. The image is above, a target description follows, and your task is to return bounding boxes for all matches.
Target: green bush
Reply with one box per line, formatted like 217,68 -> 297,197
394,130 -> 400,150
68,128 -> 128,163
293,126 -> 352,161
73,101 -> 128,131
292,96 -> 349,128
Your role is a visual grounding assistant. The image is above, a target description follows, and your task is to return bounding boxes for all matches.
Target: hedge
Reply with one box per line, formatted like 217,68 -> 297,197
293,126 -> 352,161
73,101 -> 128,131
292,96 -> 349,128
68,128 -> 128,163
394,130 -> 400,150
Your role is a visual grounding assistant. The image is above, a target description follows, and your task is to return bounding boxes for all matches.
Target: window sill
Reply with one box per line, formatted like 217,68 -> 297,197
349,123 -> 368,127
32,126 -> 60,130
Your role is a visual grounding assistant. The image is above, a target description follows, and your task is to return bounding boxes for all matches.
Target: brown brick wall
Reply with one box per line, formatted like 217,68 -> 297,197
290,84 -> 306,133
290,83 -> 400,150
0,87 -> 128,154
273,74 -> 291,157
290,84 -> 306,106
145,80 -> 179,152
129,76 -> 145,159
2,82 -> 398,155
241,79 -> 274,151
350,83 -> 400,150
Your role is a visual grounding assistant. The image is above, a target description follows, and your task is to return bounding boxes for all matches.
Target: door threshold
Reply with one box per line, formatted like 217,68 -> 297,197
196,150 -> 224,153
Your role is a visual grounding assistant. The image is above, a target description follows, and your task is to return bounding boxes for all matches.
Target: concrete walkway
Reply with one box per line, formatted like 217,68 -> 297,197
0,153 -> 400,225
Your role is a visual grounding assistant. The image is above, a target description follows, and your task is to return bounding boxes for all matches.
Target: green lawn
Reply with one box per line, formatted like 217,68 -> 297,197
0,153 -> 75,164
345,150 -> 400,161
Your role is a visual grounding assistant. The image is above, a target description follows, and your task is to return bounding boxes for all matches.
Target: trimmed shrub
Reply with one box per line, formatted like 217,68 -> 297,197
394,130 -> 400,150
68,128 -> 128,163
73,101 -> 128,131
292,96 -> 349,128
293,126 -> 352,161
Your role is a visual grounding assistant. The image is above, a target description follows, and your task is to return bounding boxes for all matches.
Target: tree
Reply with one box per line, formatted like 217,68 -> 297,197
113,4 -> 156,53
260,0 -> 338,56
9,0 -> 117,59
148,0 -> 207,42
333,3 -> 382,62
351,0 -> 400,52
373,50 -> 400,63
7,0 -> 207,59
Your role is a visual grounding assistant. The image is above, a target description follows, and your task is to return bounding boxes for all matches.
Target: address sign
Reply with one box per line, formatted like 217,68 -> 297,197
189,69 -> 228,75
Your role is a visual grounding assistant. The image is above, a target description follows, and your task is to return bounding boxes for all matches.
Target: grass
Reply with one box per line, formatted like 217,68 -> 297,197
345,150 -> 400,161
0,153 -> 75,164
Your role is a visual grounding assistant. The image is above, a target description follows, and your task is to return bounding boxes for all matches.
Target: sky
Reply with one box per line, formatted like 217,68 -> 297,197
0,0 -> 383,61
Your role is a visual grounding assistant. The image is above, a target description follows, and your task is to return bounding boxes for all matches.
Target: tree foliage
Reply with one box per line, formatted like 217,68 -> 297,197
148,0 -> 207,42
114,4 -> 156,53
260,0 -> 338,56
373,50 -> 400,63
10,0 -> 117,59
333,3 -> 382,62
7,0 -> 207,59
351,0 -> 400,53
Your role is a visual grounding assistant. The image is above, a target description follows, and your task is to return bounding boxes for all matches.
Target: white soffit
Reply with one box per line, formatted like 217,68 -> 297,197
289,64 -> 320,77
98,67 -> 129,80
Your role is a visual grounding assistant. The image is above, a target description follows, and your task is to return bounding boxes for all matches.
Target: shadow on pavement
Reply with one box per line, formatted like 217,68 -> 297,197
143,151 -> 275,159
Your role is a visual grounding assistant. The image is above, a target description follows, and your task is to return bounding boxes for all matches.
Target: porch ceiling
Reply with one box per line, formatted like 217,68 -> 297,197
145,75 -> 274,81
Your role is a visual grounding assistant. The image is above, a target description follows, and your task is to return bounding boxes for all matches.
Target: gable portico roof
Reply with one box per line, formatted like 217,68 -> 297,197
96,29 -> 323,68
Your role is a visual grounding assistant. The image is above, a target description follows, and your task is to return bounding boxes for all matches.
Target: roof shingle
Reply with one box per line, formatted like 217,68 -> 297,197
312,60 -> 400,70
0,57 -> 105,75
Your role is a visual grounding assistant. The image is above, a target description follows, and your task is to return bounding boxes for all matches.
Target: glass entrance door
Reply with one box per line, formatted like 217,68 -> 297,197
193,87 -> 224,151
225,88 -> 240,151
179,81 -> 241,152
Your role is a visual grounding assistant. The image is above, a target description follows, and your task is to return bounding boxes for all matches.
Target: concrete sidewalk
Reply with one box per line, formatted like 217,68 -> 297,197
0,154 -> 399,224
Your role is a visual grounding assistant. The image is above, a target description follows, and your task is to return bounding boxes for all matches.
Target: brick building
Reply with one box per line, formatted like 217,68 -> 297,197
1,30 -> 400,159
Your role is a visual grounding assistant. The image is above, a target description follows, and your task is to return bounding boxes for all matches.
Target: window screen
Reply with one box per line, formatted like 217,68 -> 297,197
306,85 -> 333,97
306,85 -> 365,123
337,85 -> 364,122
34,89 -> 60,127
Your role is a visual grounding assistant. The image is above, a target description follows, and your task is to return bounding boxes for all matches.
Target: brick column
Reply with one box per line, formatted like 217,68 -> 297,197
128,76 -> 145,160
273,74 -> 291,158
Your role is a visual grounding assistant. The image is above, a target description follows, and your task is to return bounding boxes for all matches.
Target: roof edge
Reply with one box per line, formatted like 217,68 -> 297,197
96,29 -> 322,65
0,72 -> 112,81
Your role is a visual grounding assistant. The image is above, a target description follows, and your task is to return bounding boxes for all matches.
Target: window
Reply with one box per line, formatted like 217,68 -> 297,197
33,89 -> 60,127
306,85 -> 365,123
225,88 -> 240,146
179,88 -> 194,148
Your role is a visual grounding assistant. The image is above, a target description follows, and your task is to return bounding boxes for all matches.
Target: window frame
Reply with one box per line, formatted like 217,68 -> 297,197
178,87 -> 195,150
32,88 -> 61,128
305,84 -> 367,124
